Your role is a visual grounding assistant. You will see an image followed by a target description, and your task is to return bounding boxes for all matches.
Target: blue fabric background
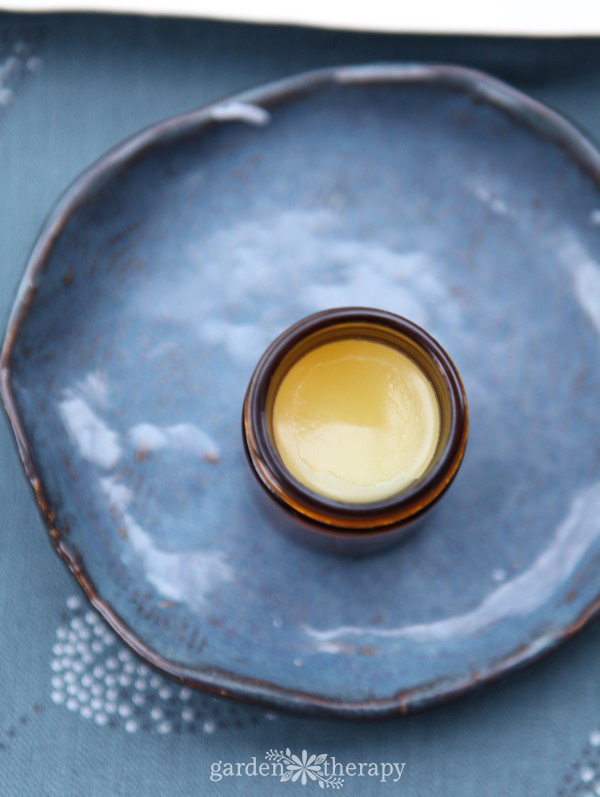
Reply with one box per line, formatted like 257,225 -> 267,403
1,13 -> 599,795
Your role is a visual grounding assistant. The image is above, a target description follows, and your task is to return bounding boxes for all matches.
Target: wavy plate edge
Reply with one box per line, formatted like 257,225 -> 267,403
2,62 -> 600,718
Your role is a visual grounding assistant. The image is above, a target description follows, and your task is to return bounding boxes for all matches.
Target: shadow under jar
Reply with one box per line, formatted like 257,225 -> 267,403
242,308 -> 468,554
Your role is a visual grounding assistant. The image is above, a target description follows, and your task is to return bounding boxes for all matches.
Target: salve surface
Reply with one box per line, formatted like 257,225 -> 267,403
272,338 -> 440,503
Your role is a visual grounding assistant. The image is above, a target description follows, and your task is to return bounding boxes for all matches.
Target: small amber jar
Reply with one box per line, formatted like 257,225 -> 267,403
242,308 -> 468,554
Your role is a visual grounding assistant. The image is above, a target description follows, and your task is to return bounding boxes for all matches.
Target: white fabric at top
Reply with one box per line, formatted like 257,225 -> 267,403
2,0 -> 600,36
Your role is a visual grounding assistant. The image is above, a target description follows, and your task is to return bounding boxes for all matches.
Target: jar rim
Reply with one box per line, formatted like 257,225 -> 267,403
242,307 -> 468,532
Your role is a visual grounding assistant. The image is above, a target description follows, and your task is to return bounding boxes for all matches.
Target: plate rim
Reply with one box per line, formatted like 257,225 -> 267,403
3,61 -> 600,718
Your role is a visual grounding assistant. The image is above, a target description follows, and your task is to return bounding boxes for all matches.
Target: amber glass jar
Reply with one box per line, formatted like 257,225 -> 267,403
242,308 -> 468,553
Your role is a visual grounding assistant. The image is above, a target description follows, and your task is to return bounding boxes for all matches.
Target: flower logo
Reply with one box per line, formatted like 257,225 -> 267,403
286,750 -> 324,784
265,749 -> 344,788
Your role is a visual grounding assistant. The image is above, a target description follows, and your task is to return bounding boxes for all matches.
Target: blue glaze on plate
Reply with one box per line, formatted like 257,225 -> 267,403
3,64 -> 600,717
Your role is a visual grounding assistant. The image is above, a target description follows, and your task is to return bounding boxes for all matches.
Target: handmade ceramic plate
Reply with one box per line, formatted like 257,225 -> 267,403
3,64 -> 600,718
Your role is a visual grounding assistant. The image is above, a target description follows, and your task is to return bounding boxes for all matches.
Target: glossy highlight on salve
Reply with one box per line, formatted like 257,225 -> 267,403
272,338 -> 440,503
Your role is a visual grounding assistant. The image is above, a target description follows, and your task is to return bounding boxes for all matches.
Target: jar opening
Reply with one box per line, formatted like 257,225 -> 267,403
267,333 -> 442,504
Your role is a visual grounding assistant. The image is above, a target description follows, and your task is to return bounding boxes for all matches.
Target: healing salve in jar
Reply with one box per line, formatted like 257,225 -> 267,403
242,308 -> 468,554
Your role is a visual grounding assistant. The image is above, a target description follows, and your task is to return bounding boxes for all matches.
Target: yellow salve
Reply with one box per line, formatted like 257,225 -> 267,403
272,338 -> 440,503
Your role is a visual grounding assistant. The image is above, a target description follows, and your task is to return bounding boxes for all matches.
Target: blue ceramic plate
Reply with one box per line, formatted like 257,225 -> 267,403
3,64 -> 600,718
